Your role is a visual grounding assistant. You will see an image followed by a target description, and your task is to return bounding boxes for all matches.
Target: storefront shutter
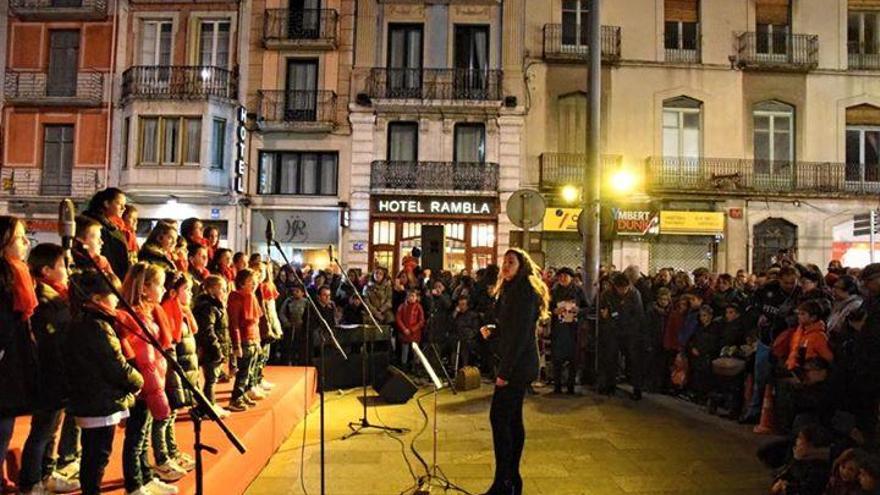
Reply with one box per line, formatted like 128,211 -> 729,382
850,0 -> 880,11
846,104 -> 880,125
665,0 -> 699,22
756,0 -> 790,25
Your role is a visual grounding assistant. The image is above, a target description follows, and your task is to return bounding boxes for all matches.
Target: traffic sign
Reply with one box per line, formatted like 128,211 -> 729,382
854,211 -> 879,237
506,189 -> 546,229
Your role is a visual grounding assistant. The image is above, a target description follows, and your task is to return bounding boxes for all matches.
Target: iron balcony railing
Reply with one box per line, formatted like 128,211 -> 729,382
735,32 -> 819,70
538,153 -> 622,188
1,168 -> 103,198
263,9 -> 337,48
542,24 -> 621,62
368,68 -> 503,101
370,161 -> 499,192
256,90 -> 336,126
121,66 -> 238,100
848,42 -> 880,70
646,157 -> 879,196
10,0 -> 107,20
665,29 -> 701,63
4,70 -> 104,106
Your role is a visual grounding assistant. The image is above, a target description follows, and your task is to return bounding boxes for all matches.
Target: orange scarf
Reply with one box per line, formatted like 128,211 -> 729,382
161,297 -> 198,343
219,265 -> 235,283
42,279 -> 69,302
232,289 -> 262,322
7,256 -> 37,321
107,215 -> 138,253
260,282 -> 279,301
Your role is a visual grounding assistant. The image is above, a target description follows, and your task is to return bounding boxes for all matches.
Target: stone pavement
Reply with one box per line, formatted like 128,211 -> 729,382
245,385 -> 772,495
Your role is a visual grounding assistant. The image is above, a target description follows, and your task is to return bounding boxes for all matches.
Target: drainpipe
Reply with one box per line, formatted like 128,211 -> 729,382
103,0 -> 119,189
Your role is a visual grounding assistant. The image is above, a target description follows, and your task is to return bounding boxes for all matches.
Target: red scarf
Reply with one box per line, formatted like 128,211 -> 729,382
7,256 -> 37,321
191,265 -> 210,280
219,265 -> 235,283
42,279 -> 69,302
260,282 -> 279,301
161,297 -> 198,342
232,289 -> 262,322
107,215 -> 138,253
174,255 -> 189,274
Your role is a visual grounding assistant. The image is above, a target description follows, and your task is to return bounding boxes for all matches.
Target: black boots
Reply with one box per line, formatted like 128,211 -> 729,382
482,476 -> 522,495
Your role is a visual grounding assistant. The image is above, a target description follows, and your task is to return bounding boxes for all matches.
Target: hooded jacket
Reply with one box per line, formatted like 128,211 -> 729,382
786,320 -> 834,371
193,293 -> 227,366
31,282 -> 73,410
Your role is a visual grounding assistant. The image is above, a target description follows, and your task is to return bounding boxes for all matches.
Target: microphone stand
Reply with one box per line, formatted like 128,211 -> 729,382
330,257 -> 408,440
65,240 -> 245,495
266,239 -> 346,495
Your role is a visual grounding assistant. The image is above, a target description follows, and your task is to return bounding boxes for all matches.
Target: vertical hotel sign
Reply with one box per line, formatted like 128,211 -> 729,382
234,106 -> 247,194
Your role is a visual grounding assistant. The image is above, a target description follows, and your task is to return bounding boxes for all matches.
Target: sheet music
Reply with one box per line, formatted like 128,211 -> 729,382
412,343 -> 444,390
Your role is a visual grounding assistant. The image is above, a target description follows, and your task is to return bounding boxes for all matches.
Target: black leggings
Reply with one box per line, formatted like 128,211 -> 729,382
489,384 -> 526,489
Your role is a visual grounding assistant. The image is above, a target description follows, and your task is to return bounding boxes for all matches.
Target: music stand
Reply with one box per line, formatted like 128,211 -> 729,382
400,343 -> 469,495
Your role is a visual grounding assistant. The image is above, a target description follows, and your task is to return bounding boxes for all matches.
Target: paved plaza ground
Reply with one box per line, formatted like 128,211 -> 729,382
245,384 -> 773,495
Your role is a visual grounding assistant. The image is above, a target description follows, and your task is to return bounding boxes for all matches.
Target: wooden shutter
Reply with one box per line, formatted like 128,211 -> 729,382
756,0 -> 790,25
665,0 -> 699,22
47,31 -> 80,97
847,104 -> 880,125
850,0 -> 880,11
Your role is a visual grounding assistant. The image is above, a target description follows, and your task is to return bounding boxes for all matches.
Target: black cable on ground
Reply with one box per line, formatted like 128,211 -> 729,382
409,391 -> 433,475
371,403 -> 419,482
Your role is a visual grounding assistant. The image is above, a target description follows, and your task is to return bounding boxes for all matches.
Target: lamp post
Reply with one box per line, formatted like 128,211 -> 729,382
582,0 -> 602,302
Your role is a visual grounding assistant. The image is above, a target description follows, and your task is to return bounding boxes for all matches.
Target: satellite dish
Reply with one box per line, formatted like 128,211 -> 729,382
506,189 -> 546,229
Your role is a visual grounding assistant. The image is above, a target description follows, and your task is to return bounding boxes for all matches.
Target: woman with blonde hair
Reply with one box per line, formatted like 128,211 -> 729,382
479,248 -> 549,495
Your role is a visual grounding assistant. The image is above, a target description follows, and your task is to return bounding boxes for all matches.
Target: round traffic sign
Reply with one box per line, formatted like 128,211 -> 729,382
506,189 -> 546,229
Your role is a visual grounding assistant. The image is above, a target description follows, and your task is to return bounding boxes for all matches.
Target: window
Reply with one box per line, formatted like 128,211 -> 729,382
558,93 -> 587,154
664,0 -> 699,62
756,0 -> 790,56
42,125 -> 74,195
847,127 -> 880,183
849,11 -> 880,68
454,124 -> 486,163
212,119 -> 226,169
122,117 -> 130,169
139,116 -> 202,166
285,59 -> 318,121
47,30 -> 80,97
199,20 -> 231,68
387,24 -> 423,98
454,25 -> 490,98
561,0 -> 589,50
753,101 -> 794,175
258,151 -> 338,195
387,122 -> 418,162
662,96 -> 701,161
140,20 -> 172,65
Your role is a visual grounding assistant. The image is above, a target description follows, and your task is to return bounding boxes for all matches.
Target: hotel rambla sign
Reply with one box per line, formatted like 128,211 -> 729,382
373,197 -> 497,217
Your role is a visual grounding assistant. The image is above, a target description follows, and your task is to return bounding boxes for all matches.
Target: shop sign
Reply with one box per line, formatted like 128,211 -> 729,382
373,197 -> 496,217
234,106 -> 248,194
612,208 -> 659,236
660,211 -> 725,235
251,209 -> 340,245
543,208 -> 581,232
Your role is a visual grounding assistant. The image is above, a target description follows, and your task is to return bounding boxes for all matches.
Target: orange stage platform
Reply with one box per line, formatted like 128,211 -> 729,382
4,366 -> 317,495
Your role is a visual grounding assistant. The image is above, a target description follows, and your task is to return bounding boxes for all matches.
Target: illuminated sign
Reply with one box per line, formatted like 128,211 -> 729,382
234,106 -> 247,194
542,208 -> 581,232
659,211 -> 725,235
372,197 -> 497,216
613,208 -> 659,236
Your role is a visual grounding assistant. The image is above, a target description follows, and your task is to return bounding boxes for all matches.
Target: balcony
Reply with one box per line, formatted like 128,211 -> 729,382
542,24 -> 621,63
368,68 -> 503,102
645,157 -> 879,197
10,0 -> 107,21
121,66 -> 238,101
4,70 -> 104,106
255,90 -> 337,132
734,32 -> 818,71
848,42 -> 880,70
538,153 -> 621,189
370,161 -> 499,193
0,168 -> 104,198
263,9 -> 338,50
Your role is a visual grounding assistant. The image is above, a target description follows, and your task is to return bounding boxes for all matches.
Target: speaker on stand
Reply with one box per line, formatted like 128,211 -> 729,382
420,225 -> 444,274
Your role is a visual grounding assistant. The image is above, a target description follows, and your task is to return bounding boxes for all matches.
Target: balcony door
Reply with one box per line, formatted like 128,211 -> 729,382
387,24 -> 422,98
755,0 -> 790,60
289,0 -> 321,39
662,96 -> 701,178
664,0 -> 699,62
849,11 -> 880,67
42,125 -> 74,195
561,0 -> 589,55
846,127 -> 880,189
454,25 -> 489,99
388,122 -> 418,188
48,30 -> 79,97
140,20 -> 173,89
753,101 -> 793,185
285,59 -> 318,121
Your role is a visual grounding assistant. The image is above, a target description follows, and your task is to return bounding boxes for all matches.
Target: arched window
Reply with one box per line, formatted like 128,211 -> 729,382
558,92 -> 587,154
753,100 -> 794,176
662,96 -> 702,160
752,218 -> 797,272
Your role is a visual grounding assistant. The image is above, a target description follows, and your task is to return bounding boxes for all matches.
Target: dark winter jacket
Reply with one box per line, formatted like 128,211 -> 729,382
453,308 -> 481,342
773,456 -> 830,495
550,283 -> 586,361
364,277 -> 394,323
83,211 -> 134,281
752,280 -> 801,344
720,317 -> 747,348
425,291 -> 453,343
492,275 -> 541,386
598,287 -> 645,336
711,288 -> 746,314
67,305 -> 143,418
31,282 -> 73,410
193,294 -> 227,367
138,243 -> 176,273
0,288 -> 37,417
645,302 -> 671,352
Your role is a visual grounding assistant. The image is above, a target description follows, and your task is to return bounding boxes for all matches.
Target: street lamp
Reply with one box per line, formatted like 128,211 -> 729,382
608,168 -> 638,196
561,184 -> 580,204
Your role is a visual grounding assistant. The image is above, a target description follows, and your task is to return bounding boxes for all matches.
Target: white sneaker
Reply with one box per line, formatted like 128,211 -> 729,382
174,452 -> 196,472
146,479 -> 179,495
246,388 -> 266,401
259,380 -> 275,390
212,404 -> 231,418
46,471 -> 80,493
152,460 -> 187,482
126,488 -> 154,495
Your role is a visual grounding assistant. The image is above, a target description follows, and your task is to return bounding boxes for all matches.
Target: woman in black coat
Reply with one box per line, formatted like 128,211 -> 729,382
138,222 -> 178,273
479,249 -> 549,495
83,187 -> 136,280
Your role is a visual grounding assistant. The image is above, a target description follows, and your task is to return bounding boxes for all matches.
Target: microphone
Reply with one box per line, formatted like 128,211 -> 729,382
265,218 -> 275,246
328,244 -> 334,262
58,199 -> 75,253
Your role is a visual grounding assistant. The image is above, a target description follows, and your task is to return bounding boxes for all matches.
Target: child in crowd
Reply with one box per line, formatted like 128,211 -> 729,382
770,424 -> 831,495
858,451 -> 880,494
279,285 -> 307,366
787,300 -> 834,372
194,275 -> 230,413
74,215 -> 121,288
826,449 -> 862,495
66,270 -> 143,495
232,252 -> 248,275
452,296 -> 481,369
210,248 -> 235,284
227,268 -> 263,412
253,261 -> 282,394
395,289 -> 425,369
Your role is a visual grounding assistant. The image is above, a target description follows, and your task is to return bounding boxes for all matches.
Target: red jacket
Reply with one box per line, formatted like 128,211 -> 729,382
228,289 -> 262,349
124,306 -> 170,420
395,301 -> 425,344
786,320 -> 833,370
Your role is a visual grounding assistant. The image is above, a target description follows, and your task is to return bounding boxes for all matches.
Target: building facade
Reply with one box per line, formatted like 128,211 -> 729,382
2,0 -> 114,243
111,0 -> 248,247
347,0 -> 528,274
530,0 -> 880,273
245,0 -> 354,267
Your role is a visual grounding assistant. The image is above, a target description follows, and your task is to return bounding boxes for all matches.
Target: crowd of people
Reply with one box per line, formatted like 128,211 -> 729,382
3,186 -> 880,495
